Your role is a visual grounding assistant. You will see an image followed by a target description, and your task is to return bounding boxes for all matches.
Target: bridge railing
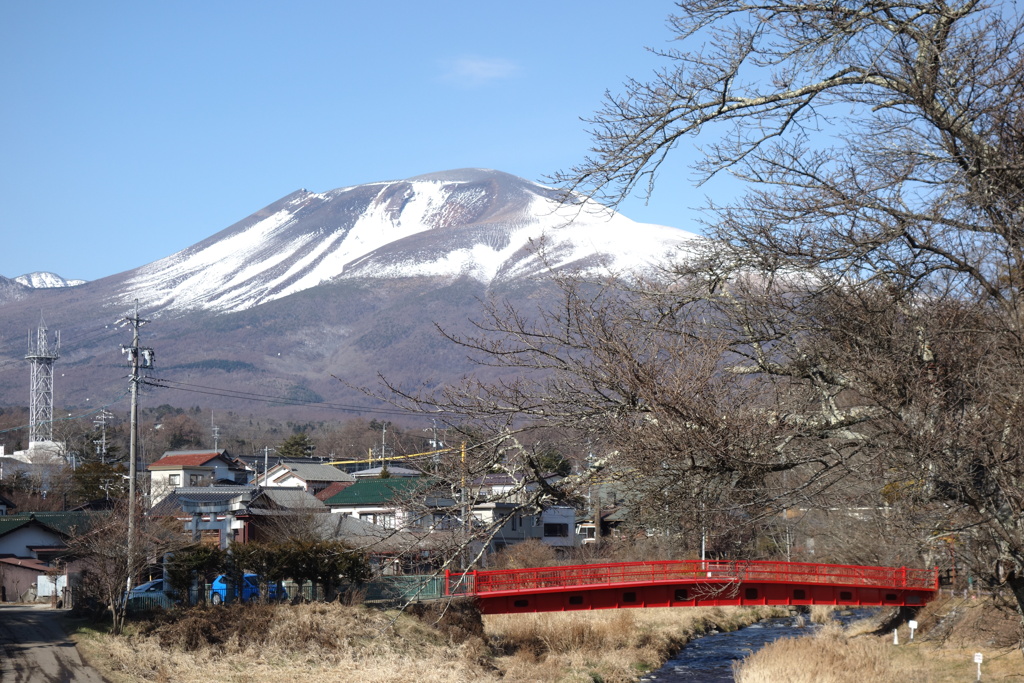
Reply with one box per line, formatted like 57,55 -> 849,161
445,560 -> 938,596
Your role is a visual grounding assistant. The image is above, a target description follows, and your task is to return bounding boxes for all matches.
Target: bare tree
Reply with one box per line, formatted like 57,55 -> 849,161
67,501 -> 186,633
542,0 -> 1024,619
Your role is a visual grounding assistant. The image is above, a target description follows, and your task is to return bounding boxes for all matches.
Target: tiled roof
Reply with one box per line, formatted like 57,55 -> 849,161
150,486 -> 324,516
256,488 -> 325,510
315,481 -> 355,501
149,486 -> 256,516
352,466 -> 421,478
273,463 -> 355,484
149,450 -> 234,469
0,556 -> 50,571
323,478 -> 434,506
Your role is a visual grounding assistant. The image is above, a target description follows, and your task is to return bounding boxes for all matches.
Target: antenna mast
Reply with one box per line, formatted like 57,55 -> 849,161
26,316 -> 60,446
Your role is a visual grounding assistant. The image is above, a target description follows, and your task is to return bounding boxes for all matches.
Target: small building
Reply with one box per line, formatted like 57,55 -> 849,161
148,450 -> 250,505
468,471 -> 564,504
0,512 -> 95,603
255,462 -> 355,496
323,478 -> 452,530
149,485 -> 326,547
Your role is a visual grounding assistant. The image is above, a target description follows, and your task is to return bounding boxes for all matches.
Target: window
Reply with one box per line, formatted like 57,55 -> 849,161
544,523 -> 569,538
189,474 -> 202,486
360,512 -> 396,529
168,474 -> 181,486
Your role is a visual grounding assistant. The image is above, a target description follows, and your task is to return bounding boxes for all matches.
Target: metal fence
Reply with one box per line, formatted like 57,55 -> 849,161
126,575 -> 448,612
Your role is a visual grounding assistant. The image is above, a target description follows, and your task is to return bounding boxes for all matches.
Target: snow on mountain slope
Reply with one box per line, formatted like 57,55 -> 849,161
15,272 -> 86,288
121,169 -> 699,314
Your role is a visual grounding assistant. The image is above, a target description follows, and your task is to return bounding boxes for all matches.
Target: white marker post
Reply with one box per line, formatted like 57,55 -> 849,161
893,628 -> 899,645
908,619 -> 918,641
974,652 -> 983,681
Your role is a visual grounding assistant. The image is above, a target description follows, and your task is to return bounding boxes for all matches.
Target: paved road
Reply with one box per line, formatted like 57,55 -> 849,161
0,605 -> 106,683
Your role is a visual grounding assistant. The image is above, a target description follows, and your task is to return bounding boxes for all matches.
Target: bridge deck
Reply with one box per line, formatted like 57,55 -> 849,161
446,560 -> 939,615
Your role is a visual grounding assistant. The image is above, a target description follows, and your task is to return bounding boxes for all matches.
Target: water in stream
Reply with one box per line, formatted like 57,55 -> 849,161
642,610 -> 877,682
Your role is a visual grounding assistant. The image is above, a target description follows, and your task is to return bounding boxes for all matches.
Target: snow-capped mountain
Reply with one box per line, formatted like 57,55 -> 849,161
0,169 -> 699,416
122,169 -> 697,314
15,272 -> 86,289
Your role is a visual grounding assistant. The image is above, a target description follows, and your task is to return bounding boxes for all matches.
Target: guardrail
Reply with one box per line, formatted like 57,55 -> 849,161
445,560 -> 939,596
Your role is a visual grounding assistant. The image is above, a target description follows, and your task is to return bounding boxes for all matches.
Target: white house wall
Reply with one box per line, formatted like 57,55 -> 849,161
0,526 -> 64,558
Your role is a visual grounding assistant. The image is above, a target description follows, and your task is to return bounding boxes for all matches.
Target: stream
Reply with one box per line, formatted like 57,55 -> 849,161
641,609 -> 877,682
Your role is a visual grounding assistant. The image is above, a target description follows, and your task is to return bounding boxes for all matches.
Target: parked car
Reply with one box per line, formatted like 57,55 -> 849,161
209,573 -> 285,604
126,578 -> 178,610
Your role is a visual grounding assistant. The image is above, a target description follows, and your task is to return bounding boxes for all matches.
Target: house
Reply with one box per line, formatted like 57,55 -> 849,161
470,503 -> 578,553
0,512 -> 96,602
149,485 -> 326,548
148,450 -> 250,505
467,471 -> 564,504
0,493 -> 15,516
323,478 -> 452,530
256,462 -> 355,496
322,476 -> 576,558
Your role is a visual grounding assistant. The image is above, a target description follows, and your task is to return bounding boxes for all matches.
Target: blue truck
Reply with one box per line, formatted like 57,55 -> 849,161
209,573 -> 286,604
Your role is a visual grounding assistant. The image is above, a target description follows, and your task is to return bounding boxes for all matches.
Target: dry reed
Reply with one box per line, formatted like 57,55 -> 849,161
74,602 -> 789,683
732,624 -> 911,683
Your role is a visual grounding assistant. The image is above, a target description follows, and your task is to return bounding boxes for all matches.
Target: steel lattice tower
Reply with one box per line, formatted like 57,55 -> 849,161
26,320 -> 59,445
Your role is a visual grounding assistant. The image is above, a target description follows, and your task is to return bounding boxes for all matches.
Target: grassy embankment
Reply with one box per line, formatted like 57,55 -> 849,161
71,601 -> 788,683
71,594 -> 1024,682
734,594 -> 1024,682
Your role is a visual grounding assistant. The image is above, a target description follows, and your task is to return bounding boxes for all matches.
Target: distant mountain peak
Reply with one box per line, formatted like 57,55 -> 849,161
116,169 -> 698,314
15,272 -> 86,289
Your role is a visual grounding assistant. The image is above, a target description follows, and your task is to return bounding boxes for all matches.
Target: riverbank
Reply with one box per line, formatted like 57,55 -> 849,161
733,595 -> 1024,682
69,595 -> 1023,682
70,602 -> 788,683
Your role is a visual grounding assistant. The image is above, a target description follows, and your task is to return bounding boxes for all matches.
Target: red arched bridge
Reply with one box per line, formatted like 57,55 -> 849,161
444,560 -> 939,615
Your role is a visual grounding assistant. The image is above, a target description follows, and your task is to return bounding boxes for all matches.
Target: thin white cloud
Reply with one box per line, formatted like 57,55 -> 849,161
440,56 -> 519,87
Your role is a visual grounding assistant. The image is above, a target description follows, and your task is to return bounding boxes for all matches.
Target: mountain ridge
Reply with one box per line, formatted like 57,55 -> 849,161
0,169 -> 698,418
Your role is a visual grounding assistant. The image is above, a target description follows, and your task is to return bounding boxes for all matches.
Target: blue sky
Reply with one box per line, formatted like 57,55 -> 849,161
1,2 -> 718,282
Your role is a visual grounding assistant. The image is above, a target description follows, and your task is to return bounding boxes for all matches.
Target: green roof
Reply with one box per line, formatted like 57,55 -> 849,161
0,517 -> 31,538
323,478 -> 433,506
0,512 -> 101,538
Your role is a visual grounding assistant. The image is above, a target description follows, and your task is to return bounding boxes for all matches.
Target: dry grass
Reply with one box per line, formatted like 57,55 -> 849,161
485,605 -> 788,683
73,602 -> 789,683
733,624 -> 910,683
75,602 -> 500,683
734,596 -> 1024,683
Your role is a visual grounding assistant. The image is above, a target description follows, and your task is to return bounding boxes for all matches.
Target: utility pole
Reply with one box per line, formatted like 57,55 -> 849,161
211,412 -> 219,451
93,410 -> 113,464
121,300 -> 153,595
261,446 -> 275,486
